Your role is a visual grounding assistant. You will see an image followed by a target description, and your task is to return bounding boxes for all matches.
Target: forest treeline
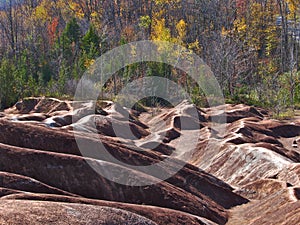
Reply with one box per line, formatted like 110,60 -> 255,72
0,0 -> 299,114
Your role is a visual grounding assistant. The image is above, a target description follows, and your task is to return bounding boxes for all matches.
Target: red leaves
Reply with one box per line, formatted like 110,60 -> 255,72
48,17 -> 59,46
236,0 -> 247,15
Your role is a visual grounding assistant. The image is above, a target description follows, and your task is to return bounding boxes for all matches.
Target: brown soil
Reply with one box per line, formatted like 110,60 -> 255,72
1,98 -> 300,224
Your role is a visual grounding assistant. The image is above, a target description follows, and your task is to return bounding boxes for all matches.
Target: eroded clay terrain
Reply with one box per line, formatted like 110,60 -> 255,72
0,97 -> 299,224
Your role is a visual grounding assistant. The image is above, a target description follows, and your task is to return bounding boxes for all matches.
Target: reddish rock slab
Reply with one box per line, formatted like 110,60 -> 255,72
7,99 -> 299,224
0,120 -> 248,210
0,200 -> 158,225
0,143 -> 228,224
1,193 -> 217,225
204,104 -> 265,123
277,163 -> 300,186
0,187 -> 23,197
194,142 -> 292,187
73,114 -> 149,139
0,172 -> 77,196
228,189 -> 300,225
5,97 -> 71,114
235,179 -> 287,200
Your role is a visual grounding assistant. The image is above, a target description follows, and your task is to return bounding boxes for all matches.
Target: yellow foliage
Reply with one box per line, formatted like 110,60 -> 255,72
68,1 -> 85,19
56,0 -> 66,8
287,0 -> 299,14
34,5 -> 48,22
234,17 -> 247,34
221,27 -> 229,36
233,1 -> 278,52
84,59 -> 95,68
176,19 -> 186,39
151,18 -> 172,41
91,12 -> 98,18
188,39 -> 201,53
265,25 -> 278,56
155,0 -> 180,5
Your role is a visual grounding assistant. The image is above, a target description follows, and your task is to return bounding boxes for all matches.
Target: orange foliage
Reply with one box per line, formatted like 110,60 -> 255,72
48,17 -> 59,46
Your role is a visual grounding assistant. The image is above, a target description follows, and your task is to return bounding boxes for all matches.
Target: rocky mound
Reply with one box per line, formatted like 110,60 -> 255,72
0,200 -> 158,225
0,97 -> 299,224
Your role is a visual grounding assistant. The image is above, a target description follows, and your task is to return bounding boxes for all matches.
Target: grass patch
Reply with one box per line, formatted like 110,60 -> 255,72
272,109 -> 295,120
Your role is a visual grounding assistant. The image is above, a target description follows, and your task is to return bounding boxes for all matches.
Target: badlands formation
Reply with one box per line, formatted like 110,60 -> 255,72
0,97 -> 299,224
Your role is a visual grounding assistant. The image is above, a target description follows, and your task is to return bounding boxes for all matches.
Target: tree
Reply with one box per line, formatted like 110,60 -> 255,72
60,17 -> 81,61
0,59 -> 18,107
0,0 -> 21,56
81,24 -> 100,54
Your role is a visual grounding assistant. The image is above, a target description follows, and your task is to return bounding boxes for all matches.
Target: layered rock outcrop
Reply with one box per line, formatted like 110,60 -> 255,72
0,97 -> 299,224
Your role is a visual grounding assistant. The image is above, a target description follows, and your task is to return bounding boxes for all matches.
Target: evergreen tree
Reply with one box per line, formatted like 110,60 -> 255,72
82,24 -> 100,55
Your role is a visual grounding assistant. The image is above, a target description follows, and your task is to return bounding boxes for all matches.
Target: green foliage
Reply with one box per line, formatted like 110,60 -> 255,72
40,61 -> 52,84
62,18 -> 81,44
0,59 -> 25,108
1,0 -> 300,114
60,18 -> 81,59
139,15 -> 152,28
82,24 -> 100,55
272,109 -> 295,120
294,71 -> 300,104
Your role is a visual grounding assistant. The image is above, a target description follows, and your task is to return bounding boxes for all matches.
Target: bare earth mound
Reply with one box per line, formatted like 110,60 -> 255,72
0,97 -> 299,224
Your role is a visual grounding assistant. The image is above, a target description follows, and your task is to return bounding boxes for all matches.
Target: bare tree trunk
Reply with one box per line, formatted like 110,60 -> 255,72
278,0 -> 289,73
